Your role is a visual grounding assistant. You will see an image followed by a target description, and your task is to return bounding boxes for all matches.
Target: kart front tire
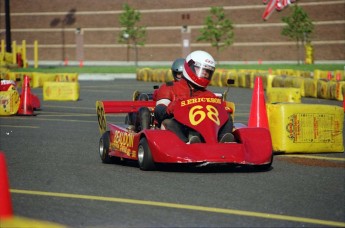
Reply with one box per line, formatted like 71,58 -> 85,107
138,138 -> 156,171
99,131 -> 118,164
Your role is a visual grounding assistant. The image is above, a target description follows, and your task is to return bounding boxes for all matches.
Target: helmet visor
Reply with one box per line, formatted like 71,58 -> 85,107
188,60 -> 215,80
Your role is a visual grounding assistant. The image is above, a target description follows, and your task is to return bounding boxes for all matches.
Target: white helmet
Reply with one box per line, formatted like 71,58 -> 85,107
183,50 -> 216,88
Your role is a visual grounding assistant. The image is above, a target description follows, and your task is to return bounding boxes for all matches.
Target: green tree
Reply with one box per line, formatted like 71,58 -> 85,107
197,6 -> 234,63
281,4 -> 314,65
118,3 -> 146,66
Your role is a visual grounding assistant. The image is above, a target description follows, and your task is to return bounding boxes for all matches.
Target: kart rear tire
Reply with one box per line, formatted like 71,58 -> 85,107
99,131 -> 118,164
138,138 -> 156,171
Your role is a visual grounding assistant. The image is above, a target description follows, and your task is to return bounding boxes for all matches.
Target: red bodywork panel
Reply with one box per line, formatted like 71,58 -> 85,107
107,123 -> 272,165
102,100 -> 156,113
98,99 -> 272,166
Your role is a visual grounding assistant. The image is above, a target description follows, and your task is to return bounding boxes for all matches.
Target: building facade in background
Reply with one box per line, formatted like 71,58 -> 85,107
0,0 -> 344,64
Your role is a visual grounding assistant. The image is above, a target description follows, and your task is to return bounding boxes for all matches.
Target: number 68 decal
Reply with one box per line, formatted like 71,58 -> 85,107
189,105 -> 220,126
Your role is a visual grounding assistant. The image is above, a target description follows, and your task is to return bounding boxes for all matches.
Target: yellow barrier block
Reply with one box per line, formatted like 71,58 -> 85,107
267,103 -> 344,153
317,79 -> 331,99
237,73 -> 246,88
136,68 -> 152,81
151,69 -> 159,82
314,69 -> 331,80
220,70 -> 238,87
304,78 -> 318,98
0,67 -> 10,79
334,70 -> 344,81
32,72 -> 57,88
291,77 -> 305,97
6,72 -> 34,88
43,82 -> 79,101
210,69 -> 222,87
152,69 -> 166,82
271,75 -> 286,87
245,72 -> 255,88
267,87 -> 301,104
0,85 -> 20,115
55,73 -> 78,82
329,81 -> 345,101
165,70 -> 174,82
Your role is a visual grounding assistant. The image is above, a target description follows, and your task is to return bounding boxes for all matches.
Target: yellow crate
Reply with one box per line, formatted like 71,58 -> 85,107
266,87 -> 301,104
43,82 -> 79,101
55,73 -> 78,82
267,103 -> 344,153
0,85 -> 20,115
33,72 -> 57,88
304,78 -> 318,98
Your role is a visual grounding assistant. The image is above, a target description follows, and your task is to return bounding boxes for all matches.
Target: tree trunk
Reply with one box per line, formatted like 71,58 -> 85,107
134,44 -> 138,67
216,45 -> 220,64
296,39 -> 300,65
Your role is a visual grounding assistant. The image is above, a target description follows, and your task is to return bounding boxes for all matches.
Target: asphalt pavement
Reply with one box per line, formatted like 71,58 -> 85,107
0,79 -> 344,227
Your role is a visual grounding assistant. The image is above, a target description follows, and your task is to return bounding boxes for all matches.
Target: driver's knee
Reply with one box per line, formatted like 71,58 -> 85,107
162,118 -> 188,142
137,107 -> 151,130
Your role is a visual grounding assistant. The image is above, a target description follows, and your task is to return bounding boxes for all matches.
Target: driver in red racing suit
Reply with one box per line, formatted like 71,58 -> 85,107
154,50 -> 234,144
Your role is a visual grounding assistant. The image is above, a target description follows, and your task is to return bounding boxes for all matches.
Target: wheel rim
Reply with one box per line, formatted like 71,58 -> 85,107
138,144 -> 144,164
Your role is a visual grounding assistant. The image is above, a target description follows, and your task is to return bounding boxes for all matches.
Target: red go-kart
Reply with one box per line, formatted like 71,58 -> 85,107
96,92 -> 273,171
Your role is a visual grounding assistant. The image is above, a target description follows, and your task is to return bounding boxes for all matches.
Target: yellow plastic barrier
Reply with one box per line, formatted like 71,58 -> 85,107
158,69 -> 167,82
219,70 -> 238,87
237,72 -> 246,88
137,68 -> 152,81
329,81 -> 345,101
43,82 -> 79,101
290,77 -> 305,97
32,72 -> 57,88
0,85 -> 20,115
165,70 -> 174,82
267,103 -> 344,153
303,78 -> 318,98
266,87 -> 301,104
55,73 -> 78,82
314,69 -> 331,80
151,69 -> 159,82
6,72 -> 34,88
245,72 -> 255,89
334,70 -> 344,81
210,69 -> 223,87
317,79 -> 330,99
271,75 -> 286,87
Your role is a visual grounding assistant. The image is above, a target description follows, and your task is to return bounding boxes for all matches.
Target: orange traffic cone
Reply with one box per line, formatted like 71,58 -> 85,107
336,72 -> 341,81
18,75 -> 34,116
327,71 -> 332,80
0,152 -> 13,219
248,76 -> 269,129
64,58 -> 68,66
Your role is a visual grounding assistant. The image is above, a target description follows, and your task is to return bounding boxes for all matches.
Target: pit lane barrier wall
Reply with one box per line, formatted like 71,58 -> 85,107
137,68 -> 344,153
136,68 -> 345,102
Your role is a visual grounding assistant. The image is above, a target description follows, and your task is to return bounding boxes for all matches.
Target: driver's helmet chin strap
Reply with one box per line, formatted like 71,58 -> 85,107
185,78 -> 205,93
